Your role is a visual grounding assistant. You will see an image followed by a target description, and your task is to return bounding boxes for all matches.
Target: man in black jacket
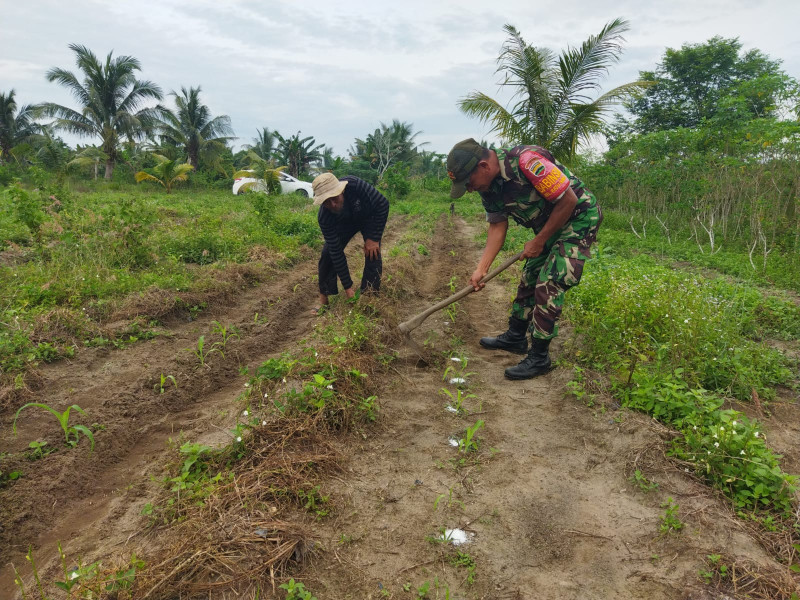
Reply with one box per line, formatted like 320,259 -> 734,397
311,173 -> 390,314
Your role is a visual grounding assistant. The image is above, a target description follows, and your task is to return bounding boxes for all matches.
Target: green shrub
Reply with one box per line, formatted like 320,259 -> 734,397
625,372 -> 797,515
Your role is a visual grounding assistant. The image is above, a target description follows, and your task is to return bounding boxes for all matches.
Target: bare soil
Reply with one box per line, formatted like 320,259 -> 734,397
1,213 -> 798,599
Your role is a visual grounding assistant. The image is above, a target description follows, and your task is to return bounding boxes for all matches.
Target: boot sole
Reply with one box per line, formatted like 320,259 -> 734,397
504,365 -> 554,380
479,340 -> 528,355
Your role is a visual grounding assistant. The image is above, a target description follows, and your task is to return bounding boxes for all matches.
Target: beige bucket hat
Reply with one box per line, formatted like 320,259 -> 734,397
312,173 -> 348,206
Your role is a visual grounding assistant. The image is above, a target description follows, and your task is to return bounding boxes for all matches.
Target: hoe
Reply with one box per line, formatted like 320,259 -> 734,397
399,252 -> 522,340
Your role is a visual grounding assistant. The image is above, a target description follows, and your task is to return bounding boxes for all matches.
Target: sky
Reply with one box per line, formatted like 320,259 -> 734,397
2,0 -> 799,157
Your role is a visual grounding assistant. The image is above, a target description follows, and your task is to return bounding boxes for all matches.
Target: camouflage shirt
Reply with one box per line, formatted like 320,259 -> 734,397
479,145 -> 598,234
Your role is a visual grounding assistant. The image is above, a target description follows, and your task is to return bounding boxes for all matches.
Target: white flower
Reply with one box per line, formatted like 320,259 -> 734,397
242,410 -> 249,417
244,383 -> 250,388
314,351 -> 318,357
720,427 -> 725,432
732,420 -> 737,427
714,442 -> 719,448
713,433 -> 718,439
236,436 -> 242,442
693,426 -> 697,431
70,571 -> 79,580
753,432 -> 759,438
264,392 -> 269,398
450,357 -> 462,362
326,384 -> 334,390
282,377 -> 287,383
262,420 -> 267,426
684,318 -> 690,323
740,450 -> 745,455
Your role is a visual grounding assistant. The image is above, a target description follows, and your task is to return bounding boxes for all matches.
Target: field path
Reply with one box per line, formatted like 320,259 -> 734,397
300,214 -> 773,599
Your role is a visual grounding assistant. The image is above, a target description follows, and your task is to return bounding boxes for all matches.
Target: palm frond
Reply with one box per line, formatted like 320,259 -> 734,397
134,171 -> 160,184
555,18 -> 630,107
458,92 -> 525,142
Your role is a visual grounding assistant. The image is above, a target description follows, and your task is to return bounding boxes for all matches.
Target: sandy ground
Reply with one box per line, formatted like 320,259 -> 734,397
1,212 -> 797,599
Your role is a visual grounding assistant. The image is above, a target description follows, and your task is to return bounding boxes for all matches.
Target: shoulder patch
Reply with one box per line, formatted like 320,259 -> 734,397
518,150 -> 570,202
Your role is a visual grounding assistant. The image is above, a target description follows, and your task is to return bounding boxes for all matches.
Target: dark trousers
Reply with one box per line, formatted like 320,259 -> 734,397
318,225 -> 382,296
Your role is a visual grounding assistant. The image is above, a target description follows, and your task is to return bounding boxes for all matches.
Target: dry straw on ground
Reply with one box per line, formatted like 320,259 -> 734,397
90,417 -> 339,599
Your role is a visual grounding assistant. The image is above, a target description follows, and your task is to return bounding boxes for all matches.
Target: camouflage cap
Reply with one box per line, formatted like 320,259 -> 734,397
446,138 -> 483,199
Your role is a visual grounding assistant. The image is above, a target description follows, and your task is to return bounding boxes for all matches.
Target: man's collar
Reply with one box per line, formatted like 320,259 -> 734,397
495,148 -> 511,181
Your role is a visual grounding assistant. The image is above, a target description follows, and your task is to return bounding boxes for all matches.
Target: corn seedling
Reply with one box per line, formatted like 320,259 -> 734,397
154,373 -> 177,394
442,355 -> 475,385
13,403 -> 95,451
458,420 -> 484,454
211,320 -> 239,351
191,335 -> 222,366
434,487 -> 465,511
440,387 -> 475,415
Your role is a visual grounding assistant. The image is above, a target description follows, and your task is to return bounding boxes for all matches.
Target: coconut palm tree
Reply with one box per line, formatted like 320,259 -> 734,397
244,127 -> 278,162
68,145 -> 109,179
134,154 -> 193,193
233,152 -> 286,194
0,89 -> 38,163
459,19 -> 647,161
156,86 -> 234,169
351,120 -> 426,179
39,44 -> 163,179
275,131 -> 323,178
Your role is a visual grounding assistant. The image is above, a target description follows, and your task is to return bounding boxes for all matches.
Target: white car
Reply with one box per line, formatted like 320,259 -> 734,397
232,171 -> 314,197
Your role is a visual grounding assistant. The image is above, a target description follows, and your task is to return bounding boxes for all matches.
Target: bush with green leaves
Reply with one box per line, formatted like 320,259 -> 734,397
566,250 -> 798,518
625,372 -> 797,515
250,192 -> 277,227
6,182 -> 45,236
382,162 -> 411,199
567,253 -> 795,401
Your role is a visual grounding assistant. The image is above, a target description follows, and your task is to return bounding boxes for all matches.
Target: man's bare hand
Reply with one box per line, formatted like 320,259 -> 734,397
469,268 -> 487,291
521,237 -> 545,259
364,239 -> 380,260
344,287 -> 356,299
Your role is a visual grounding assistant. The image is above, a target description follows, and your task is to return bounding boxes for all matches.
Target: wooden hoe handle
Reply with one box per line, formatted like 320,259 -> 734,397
398,252 -> 523,334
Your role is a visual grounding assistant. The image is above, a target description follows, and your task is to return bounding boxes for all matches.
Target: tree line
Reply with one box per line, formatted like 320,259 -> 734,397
3,22 -> 799,257
0,44 -> 441,188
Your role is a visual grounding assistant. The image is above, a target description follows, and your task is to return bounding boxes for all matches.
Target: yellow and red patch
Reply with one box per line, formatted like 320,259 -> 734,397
519,150 -> 570,202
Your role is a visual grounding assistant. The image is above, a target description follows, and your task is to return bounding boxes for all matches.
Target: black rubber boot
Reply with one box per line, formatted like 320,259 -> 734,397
504,338 -> 553,380
479,316 -> 529,355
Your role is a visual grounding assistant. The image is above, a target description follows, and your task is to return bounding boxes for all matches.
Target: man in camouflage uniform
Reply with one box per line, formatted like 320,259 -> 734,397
446,138 -> 602,380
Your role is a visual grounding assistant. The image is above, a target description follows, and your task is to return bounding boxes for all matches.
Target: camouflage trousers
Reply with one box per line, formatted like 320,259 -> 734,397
510,203 -> 602,340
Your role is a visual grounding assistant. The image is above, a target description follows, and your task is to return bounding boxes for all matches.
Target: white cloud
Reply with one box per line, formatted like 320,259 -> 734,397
1,0 -> 799,155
